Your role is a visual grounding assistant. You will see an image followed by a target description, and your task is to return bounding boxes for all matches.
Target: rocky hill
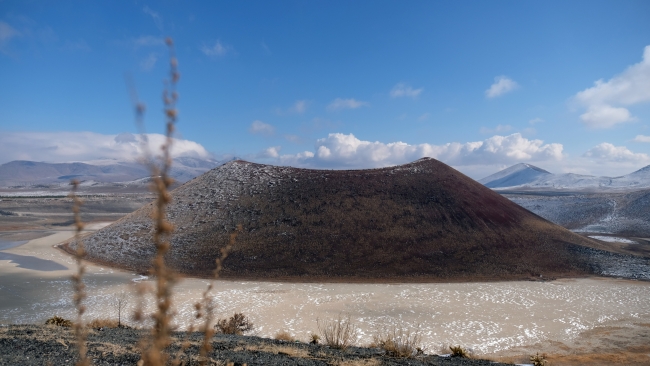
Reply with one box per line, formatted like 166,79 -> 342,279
65,158 -> 609,281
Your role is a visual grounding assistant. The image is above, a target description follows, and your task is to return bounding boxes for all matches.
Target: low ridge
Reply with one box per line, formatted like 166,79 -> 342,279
66,158 -> 605,281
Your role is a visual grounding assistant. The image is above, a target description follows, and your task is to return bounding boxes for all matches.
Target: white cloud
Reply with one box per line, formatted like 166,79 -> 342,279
259,146 -> 281,158
143,6 -> 163,31
633,135 -> 650,143
140,53 -> 158,71
269,133 -> 563,172
288,100 -> 309,114
390,83 -> 423,98
0,21 -> 20,54
480,124 -> 512,134
132,35 -> 165,48
0,21 -> 20,42
248,120 -> 275,136
583,143 -> 650,163
417,113 -> 430,121
579,105 -> 633,128
201,40 -> 231,57
327,98 -> 369,111
529,118 -> 544,125
574,45 -> 650,128
0,131 -> 212,164
485,76 -> 519,98
274,100 -> 309,115
285,134 -> 301,143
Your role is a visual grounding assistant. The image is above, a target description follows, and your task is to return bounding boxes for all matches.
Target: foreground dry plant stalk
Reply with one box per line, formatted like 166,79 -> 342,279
69,180 -> 89,366
195,224 -> 241,365
135,37 -> 180,366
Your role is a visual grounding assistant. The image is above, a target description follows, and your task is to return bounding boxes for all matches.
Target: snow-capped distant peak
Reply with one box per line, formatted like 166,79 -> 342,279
479,163 -> 650,191
478,163 -> 551,188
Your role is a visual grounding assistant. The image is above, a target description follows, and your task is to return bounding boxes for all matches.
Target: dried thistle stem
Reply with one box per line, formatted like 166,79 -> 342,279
70,180 -> 89,366
194,225 -> 241,365
139,37 -> 180,366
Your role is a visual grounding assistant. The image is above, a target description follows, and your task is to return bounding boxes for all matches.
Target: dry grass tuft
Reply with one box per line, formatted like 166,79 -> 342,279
317,314 -> 359,350
235,344 -> 309,358
309,333 -> 320,344
332,359 -> 381,366
45,316 -> 73,327
215,313 -> 255,335
372,325 -> 423,358
530,352 -> 548,366
87,318 -> 120,329
274,330 -> 295,342
449,345 -> 469,358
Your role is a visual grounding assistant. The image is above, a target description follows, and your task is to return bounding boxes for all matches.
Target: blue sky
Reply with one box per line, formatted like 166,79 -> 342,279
1,0 -> 650,179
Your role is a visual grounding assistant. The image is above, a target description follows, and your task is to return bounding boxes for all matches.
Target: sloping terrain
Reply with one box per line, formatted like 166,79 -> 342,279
504,189 -> 650,238
0,325 -> 510,366
481,163 -> 650,191
66,158 -> 608,281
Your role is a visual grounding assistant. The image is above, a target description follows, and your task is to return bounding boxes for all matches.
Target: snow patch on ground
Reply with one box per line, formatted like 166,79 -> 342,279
588,236 -> 638,244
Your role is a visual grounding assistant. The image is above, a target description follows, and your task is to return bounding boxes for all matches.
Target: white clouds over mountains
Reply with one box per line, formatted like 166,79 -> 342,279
274,133 -> 563,172
0,131 -> 212,164
574,45 -> 650,128
583,143 -> 650,163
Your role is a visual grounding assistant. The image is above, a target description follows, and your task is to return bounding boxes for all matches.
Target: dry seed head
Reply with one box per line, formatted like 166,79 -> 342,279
165,108 -> 177,118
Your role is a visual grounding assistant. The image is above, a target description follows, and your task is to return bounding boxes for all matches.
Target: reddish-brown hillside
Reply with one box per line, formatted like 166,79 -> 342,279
65,158 -> 607,281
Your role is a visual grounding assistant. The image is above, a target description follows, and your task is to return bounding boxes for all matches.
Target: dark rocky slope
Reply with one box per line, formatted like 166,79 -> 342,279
0,325 -> 511,366
65,158 -> 608,281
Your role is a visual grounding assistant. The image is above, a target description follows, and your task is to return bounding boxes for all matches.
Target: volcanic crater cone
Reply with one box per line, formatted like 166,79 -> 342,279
66,158 -> 604,281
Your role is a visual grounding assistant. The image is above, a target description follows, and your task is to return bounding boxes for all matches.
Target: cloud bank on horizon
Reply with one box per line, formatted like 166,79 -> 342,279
0,131 -> 213,164
3,130 -> 646,180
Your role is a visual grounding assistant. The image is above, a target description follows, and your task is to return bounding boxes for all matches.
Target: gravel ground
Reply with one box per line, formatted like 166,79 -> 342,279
0,325 -> 512,366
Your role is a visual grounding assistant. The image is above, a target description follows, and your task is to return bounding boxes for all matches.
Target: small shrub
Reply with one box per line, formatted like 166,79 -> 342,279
274,330 -> 294,342
372,326 -> 423,358
317,314 -> 359,350
449,345 -> 468,358
214,313 -> 254,335
45,316 -> 72,327
530,352 -> 547,366
310,333 -> 320,344
87,318 -> 120,329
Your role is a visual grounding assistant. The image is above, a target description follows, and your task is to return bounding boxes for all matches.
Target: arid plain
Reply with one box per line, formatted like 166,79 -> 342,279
1,193 -> 649,365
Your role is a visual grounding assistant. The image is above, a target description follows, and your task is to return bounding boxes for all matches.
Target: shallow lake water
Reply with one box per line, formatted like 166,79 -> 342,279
1,230 -> 649,355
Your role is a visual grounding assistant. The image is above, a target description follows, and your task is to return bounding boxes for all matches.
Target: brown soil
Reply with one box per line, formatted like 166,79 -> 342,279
489,322 -> 650,366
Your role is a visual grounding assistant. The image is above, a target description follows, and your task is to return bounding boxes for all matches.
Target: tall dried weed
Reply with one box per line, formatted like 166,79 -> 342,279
372,325 -> 423,358
69,180 -> 89,366
317,314 -> 359,350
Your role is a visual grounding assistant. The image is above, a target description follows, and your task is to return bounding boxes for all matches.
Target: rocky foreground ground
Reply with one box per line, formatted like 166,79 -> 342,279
0,325 -> 511,366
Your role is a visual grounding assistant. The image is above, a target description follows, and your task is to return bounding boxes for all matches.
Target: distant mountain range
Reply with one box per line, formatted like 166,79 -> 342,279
480,163 -> 650,191
0,157 -> 234,187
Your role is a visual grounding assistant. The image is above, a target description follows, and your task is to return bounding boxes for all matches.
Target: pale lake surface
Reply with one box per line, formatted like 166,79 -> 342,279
1,228 -> 649,355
